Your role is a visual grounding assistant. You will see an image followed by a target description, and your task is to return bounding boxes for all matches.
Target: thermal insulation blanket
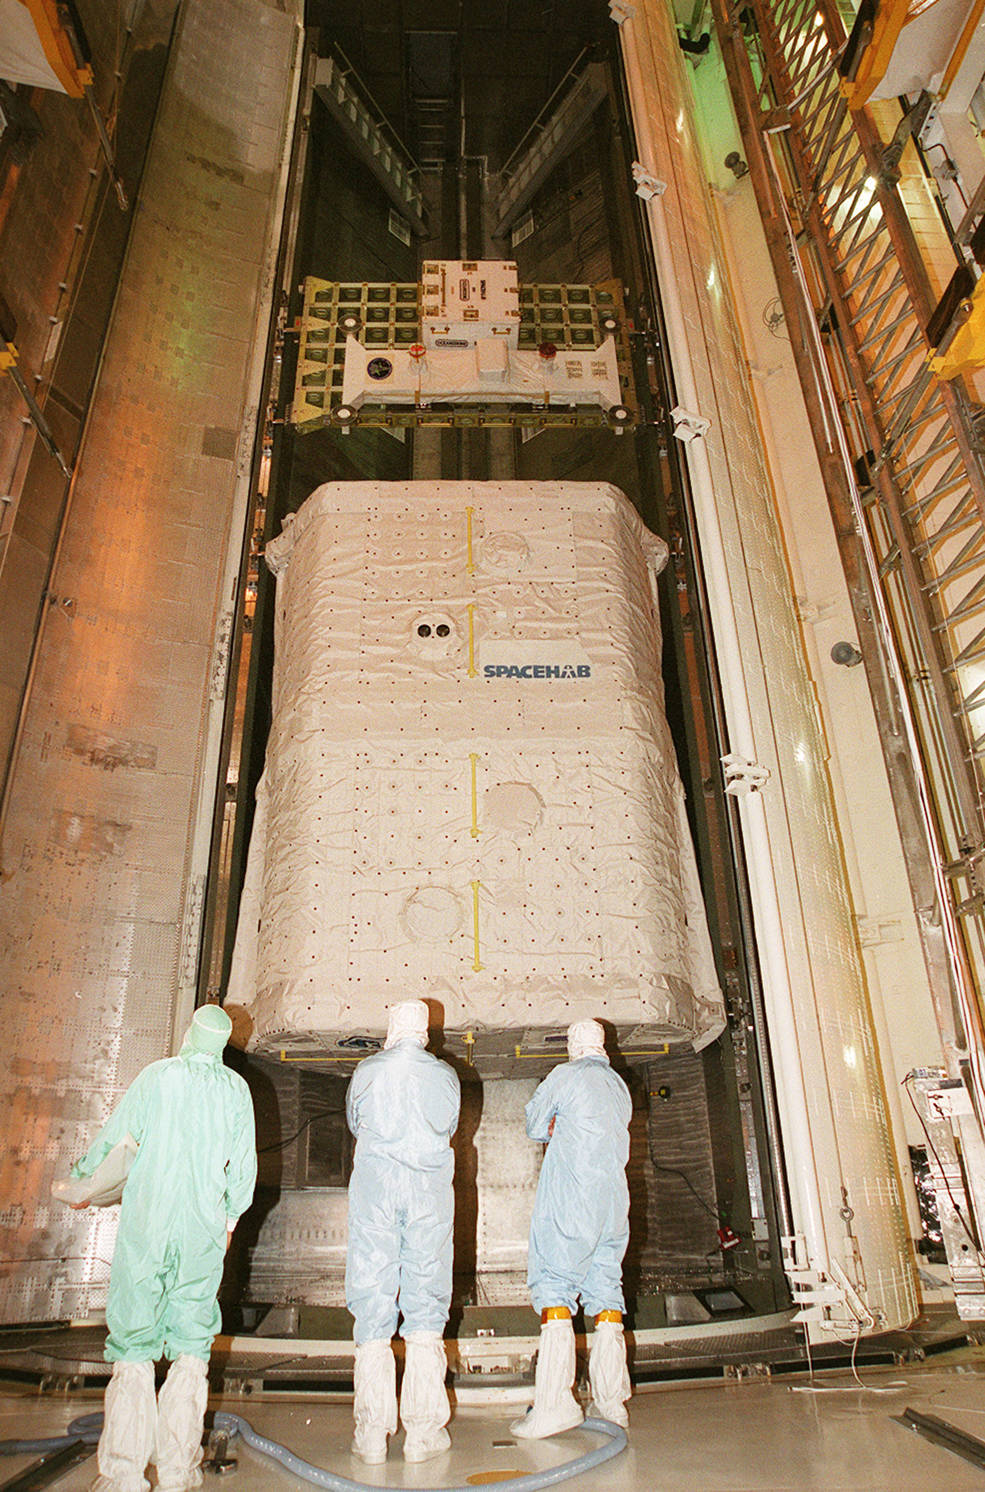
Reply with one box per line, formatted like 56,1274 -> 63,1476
229,481 -> 725,1071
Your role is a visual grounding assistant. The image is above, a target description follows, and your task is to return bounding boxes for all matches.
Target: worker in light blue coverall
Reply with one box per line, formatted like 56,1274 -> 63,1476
345,999 -> 461,1466
511,1018 -> 633,1439
69,1004 -> 256,1492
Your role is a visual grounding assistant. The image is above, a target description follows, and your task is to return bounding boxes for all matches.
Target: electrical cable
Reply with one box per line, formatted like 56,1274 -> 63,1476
761,296 -> 788,339
789,1321 -> 906,1394
2,1412 -> 628,1492
648,1159 -> 721,1222
921,140 -> 966,201
257,1110 -> 339,1154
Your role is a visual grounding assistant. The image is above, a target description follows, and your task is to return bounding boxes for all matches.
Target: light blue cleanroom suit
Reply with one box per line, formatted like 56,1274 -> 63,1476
71,1050 -> 257,1362
345,1040 -> 461,1344
526,1054 -> 632,1316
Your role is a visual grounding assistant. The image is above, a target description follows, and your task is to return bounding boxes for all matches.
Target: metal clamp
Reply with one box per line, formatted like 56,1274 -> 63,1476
632,162 -> 666,200
722,752 -> 771,796
671,405 -> 711,443
203,1428 -> 238,1475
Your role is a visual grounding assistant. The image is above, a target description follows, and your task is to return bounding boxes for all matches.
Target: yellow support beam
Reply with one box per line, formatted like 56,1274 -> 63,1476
929,276 -> 985,380
470,880 -> 483,972
514,1044 -> 672,1059
470,752 -> 481,839
22,0 -> 93,97
278,1051 -> 366,1063
841,0 -> 932,111
465,505 -> 475,574
941,0 -> 985,100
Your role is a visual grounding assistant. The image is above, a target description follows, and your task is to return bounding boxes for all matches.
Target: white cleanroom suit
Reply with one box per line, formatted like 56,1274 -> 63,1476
69,1004 -> 256,1492
345,999 -> 461,1464
512,1019 -> 633,1439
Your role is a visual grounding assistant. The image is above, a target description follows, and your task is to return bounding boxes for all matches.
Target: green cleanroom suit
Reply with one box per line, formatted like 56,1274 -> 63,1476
72,1015 -> 256,1362
70,1004 -> 256,1492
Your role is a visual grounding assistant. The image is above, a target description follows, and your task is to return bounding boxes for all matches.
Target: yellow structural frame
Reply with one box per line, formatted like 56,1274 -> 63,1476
21,0 -> 93,97
842,0 -> 940,110
929,275 -> 985,380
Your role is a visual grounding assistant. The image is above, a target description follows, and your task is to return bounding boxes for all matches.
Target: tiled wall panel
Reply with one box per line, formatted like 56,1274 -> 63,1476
0,0 -> 300,1321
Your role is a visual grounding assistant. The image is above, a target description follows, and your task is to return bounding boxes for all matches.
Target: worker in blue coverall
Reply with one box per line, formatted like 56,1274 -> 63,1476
512,1018 -> 633,1438
345,999 -> 461,1465
69,1004 -> 256,1492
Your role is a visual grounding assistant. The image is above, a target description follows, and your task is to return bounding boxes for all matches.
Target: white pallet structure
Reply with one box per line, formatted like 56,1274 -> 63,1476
340,334 -> 623,415
338,260 -> 624,420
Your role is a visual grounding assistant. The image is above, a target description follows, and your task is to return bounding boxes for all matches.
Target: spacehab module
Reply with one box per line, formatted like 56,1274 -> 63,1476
228,480 -> 725,1073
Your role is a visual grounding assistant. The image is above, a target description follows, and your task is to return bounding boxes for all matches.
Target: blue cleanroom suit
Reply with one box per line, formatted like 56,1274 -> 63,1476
71,1045 -> 257,1362
345,1039 -> 461,1345
526,1053 -> 632,1316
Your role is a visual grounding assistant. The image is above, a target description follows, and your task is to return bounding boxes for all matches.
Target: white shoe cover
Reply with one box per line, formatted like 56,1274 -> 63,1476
510,1319 -> 583,1440
351,1339 -> 397,1464
400,1332 -> 451,1462
156,1355 -> 208,1491
93,1360 -> 156,1492
589,1319 -> 630,1428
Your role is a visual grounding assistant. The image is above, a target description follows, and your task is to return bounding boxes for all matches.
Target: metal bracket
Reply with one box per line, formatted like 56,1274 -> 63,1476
897,1408 -> 985,1472
907,1070 -> 985,1319
1,338 -> 73,478
724,1360 -> 772,1380
179,875 -> 206,989
632,161 -> 666,200
608,1 -> 636,22
671,404 -> 711,442
722,752 -> 771,796
203,1428 -> 238,1475
209,607 -> 235,703
881,91 -> 934,187
782,1236 -> 873,1329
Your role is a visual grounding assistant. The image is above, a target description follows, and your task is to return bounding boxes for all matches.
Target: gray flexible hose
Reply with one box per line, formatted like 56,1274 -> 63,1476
0,1412 -> 103,1454
213,1411 -> 628,1491
2,1410 -> 628,1490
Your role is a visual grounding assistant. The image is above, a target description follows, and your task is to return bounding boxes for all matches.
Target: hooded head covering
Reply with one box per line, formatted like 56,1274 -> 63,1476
384,999 -> 430,1050
181,1003 -> 233,1056
567,1019 -> 606,1061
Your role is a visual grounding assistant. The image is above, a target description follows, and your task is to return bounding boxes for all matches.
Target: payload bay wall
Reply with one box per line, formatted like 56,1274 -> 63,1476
0,0 -> 302,1324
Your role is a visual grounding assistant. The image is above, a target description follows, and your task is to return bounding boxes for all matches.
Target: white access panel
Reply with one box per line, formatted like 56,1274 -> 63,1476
421,259 -> 521,346
228,481 -> 725,1072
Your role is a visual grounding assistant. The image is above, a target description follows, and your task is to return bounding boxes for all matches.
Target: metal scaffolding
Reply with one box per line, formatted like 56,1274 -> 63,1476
713,0 -> 985,1082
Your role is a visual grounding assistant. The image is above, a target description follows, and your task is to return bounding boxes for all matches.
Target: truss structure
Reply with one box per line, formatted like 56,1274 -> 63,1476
289,277 -> 638,431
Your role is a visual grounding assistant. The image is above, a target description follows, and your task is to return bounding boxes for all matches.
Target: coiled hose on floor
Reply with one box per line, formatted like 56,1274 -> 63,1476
0,1410 -> 103,1454
1,1411 -> 627,1490
214,1410 -> 627,1490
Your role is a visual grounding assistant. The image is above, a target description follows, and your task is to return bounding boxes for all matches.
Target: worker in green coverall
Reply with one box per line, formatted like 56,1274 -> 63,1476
70,1004 -> 256,1492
